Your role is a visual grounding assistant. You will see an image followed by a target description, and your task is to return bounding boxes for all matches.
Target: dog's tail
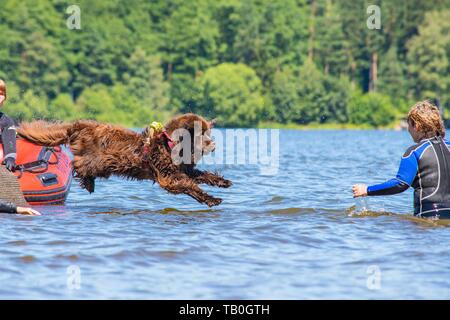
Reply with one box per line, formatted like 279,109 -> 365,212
17,121 -> 72,147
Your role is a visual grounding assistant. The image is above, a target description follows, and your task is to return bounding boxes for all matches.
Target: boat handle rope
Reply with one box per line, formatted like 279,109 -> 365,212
15,147 -> 60,179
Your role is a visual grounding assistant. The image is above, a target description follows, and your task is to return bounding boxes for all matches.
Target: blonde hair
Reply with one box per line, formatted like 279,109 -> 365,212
0,79 -> 6,100
407,100 -> 445,138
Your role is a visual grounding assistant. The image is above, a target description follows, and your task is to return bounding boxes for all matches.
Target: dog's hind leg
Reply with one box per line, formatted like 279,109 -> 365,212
71,155 -> 97,193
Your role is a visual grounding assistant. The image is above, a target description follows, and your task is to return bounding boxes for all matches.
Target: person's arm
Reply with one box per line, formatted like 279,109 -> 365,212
0,199 -> 17,213
0,199 -> 41,215
16,206 -> 41,215
367,178 -> 410,195
368,149 -> 418,196
353,147 -> 418,197
0,114 -> 17,171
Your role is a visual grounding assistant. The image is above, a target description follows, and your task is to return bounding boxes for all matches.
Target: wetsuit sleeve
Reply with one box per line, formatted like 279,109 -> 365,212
0,114 -> 17,160
0,199 -> 17,213
367,148 -> 418,196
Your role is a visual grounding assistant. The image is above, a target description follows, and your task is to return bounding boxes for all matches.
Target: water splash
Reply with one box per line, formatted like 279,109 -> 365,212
349,197 -> 369,216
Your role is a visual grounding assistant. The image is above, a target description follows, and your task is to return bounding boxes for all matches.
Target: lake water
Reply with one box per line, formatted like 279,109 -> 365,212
1,129 -> 450,299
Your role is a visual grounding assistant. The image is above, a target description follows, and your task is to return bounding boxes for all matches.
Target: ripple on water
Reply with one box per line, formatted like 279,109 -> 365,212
54,254 -> 79,261
110,248 -> 190,261
265,196 -> 285,204
159,207 -> 218,215
6,240 -> 27,246
266,207 -> 315,215
18,255 -> 36,263
44,240 -> 72,246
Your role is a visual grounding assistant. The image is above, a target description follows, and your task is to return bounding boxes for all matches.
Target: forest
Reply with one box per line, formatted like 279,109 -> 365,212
0,0 -> 449,128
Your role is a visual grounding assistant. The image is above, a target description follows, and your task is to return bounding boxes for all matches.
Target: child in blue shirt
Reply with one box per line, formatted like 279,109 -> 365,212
353,101 -> 450,219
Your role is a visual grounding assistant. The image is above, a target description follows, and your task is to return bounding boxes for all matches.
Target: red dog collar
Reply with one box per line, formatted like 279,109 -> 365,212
143,129 -> 175,156
160,130 -> 175,150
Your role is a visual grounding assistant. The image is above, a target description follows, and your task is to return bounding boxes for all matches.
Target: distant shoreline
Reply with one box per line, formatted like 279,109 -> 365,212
256,121 -> 407,131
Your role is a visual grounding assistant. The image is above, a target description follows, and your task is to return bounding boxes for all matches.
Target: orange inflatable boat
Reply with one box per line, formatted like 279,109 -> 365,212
0,138 -> 72,205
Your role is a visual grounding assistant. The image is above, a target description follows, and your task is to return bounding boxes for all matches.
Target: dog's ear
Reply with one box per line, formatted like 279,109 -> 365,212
209,119 -> 217,128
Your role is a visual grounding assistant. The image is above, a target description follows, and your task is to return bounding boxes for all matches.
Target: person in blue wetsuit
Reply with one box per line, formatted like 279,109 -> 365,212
353,100 -> 450,219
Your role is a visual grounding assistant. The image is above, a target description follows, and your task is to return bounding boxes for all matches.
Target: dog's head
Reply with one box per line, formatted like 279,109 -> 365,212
142,113 -> 216,166
164,113 -> 216,165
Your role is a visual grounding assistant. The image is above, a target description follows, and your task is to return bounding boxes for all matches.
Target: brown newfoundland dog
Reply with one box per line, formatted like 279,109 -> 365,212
17,113 -> 232,207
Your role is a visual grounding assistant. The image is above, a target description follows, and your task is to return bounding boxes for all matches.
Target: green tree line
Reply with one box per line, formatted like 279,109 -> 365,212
0,0 -> 449,128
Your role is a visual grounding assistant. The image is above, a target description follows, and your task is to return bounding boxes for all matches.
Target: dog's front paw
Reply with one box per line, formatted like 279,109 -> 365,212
206,197 -> 222,207
218,179 -> 232,188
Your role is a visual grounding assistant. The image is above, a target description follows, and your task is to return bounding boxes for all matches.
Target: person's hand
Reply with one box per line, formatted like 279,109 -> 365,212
352,184 -> 368,198
3,157 -> 16,171
16,207 -> 41,215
